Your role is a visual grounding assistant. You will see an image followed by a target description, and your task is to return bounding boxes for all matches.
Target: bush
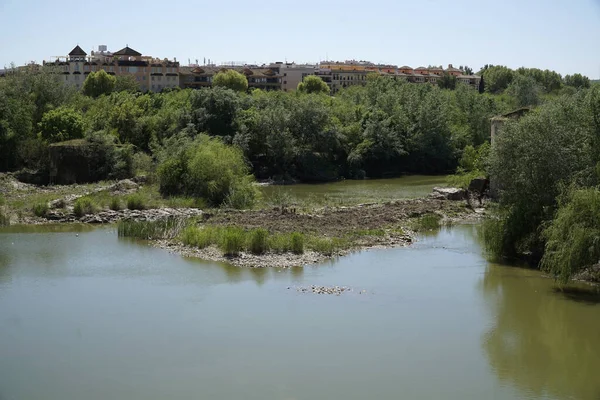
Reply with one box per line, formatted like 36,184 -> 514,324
249,228 -> 269,255
73,197 -> 96,217
157,135 -> 259,208
109,197 -> 122,211
126,194 -> 146,210
219,227 -> 245,256
33,202 -> 49,217
541,188 -> 600,283
290,232 -> 305,254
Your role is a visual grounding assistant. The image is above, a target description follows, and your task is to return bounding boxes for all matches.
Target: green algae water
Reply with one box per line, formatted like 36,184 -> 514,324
0,224 -> 599,400
261,175 -> 448,204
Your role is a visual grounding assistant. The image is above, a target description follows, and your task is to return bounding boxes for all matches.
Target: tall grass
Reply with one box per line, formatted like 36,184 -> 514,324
411,213 -> 442,232
249,228 -> 268,254
219,227 -> 245,256
118,217 -> 190,240
109,197 -> 122,211
74,197 -> 97,217
290,232 -> 304,254
33,202 -> 49,217
126,194 -> 146,210
0,197 -> 9,226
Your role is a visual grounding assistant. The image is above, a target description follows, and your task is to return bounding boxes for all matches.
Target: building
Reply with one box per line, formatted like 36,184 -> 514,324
267,62 -> 318,91
43,45 -> 180,92
317,61 -> 481,92
179,65 -> 282,91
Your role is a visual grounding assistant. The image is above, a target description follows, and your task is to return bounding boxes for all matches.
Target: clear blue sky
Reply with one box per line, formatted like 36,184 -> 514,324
1,0 -> 599,78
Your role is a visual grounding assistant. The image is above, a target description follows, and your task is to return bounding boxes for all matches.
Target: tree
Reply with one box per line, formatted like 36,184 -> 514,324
297,75 -> 330,95
437,73 -> 457,90
82,70 -> 116,98
212,69 -> 248,92
38,107 -> 85,143
564,73 -> 591,89
481,66 -> 514,94
115,75 -> 140,93
463,66 -> 474,75
478,75 -> 485,94
506,75 -> 541,108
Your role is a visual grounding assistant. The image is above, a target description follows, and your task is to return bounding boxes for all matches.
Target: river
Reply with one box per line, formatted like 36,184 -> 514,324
1,224 -> 599,400
260,175 -> 449,205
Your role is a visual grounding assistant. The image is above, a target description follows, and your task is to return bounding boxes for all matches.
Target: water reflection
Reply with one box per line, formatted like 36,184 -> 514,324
481,263 -> 600,400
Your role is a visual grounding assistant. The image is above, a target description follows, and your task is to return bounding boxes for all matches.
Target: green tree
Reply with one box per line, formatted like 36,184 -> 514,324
481,65 -> 514,94
438,73 -> 457,90
297,75 -> 330,95
212,69 -> 248,92
82,70 -> 116,98
506,75 -> 541,107
115,75 -> 140,93
39,107 -> 85,143
564,73 -> 591,89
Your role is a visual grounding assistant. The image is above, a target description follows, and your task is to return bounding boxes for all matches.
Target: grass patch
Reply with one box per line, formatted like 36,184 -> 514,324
290,232 -> 305,254
126,193 -> 146,210
410,213 -> 442,232
32,202 -> 49,217
109,197 -> 122,211
249,228 -> 268,254
73,197 -> 97,217
352,228 -> 386,237
177,225 -> 352,257
118,217 -> 190,240
219,227 -> 246,256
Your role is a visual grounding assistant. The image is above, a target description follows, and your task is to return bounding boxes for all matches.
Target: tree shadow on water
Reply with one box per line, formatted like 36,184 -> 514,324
552,286 -> 600,305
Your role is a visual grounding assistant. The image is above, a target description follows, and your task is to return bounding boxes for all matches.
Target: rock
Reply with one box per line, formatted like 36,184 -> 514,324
468,177 -> 489,194
108,179 -> 139,194
430,187 -> 467,201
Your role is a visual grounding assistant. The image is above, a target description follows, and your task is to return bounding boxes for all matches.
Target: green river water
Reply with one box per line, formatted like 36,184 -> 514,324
1,223 -> 599,400
260,175 -> 449,204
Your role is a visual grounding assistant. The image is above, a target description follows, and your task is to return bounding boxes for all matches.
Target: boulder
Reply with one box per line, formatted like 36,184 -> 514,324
430,187 -> 467,201
468,177 -> 489,194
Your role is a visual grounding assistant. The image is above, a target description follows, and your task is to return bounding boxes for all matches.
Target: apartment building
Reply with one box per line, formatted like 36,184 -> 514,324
43,45 -> 180,92
268,62 -> 318,91
179,65 -> 282,91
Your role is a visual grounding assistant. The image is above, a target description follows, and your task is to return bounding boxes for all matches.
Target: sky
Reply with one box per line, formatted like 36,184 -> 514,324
1,0 -> 599,78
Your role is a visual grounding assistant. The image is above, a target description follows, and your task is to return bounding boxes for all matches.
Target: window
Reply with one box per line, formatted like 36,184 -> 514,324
143,76 -> 146,81
74,63 -> 80,71
129,66 -> 137,73
284,73 -> 287,76
152,76 -> 155,81
283,80 -> 287,84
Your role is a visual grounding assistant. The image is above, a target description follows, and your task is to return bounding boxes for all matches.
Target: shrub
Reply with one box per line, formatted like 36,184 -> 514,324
157,135 -> 259,208
73,197 -> 96,217
219,227 -> 245,256
126,194 -> 146,210
541,188 -> 600,283
33,202 -> 49,217
249,228 -> 269,255
109,197 -> 122,211
290,232 -> 305,254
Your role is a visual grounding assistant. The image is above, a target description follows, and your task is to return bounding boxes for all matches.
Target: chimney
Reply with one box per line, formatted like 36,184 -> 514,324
448,64 -> 453,69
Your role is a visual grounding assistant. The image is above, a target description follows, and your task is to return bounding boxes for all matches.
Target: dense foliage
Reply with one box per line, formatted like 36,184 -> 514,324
483,86 -> 600,281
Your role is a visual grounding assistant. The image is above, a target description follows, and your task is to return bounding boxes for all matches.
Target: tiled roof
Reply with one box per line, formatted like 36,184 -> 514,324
69,45 -> 87,56
113,46 -> 142,57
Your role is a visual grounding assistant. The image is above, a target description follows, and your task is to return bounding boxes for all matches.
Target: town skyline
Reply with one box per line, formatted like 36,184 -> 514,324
1,0 -> 599,79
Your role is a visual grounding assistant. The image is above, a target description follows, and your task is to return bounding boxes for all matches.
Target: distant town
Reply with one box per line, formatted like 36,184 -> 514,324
2,44 -> 482,94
